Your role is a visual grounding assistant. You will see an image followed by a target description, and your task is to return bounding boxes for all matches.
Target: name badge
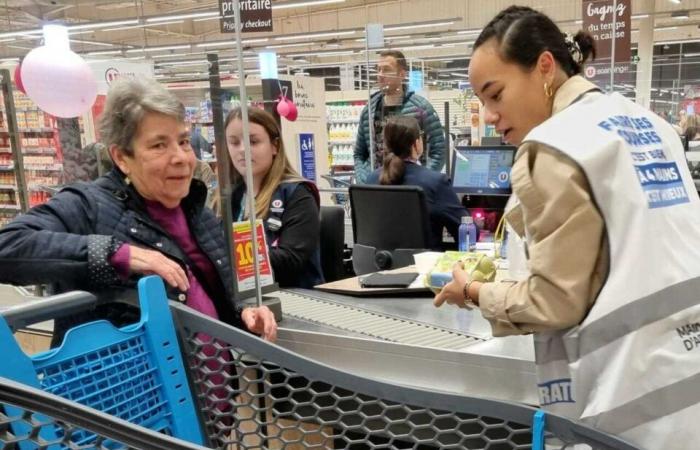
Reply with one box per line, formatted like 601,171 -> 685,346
267,217 -> 282,231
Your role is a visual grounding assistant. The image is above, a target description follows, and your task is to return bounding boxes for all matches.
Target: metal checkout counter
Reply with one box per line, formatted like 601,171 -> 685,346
273,280 -> 538,406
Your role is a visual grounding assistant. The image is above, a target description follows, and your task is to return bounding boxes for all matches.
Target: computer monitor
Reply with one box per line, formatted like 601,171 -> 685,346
451,145 -> 516,196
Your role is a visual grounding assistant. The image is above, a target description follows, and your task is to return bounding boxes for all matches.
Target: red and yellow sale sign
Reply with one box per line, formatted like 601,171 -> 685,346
232,220 -> 274,291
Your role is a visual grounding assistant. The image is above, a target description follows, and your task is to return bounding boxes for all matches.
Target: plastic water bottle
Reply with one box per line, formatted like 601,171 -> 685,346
459,216 -> 477,252
466,217 -> 477,251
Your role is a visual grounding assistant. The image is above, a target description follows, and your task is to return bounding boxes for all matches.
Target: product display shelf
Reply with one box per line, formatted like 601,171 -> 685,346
427,89 -> 470,129
0,89 -> 63,215
326,100 -> 365,169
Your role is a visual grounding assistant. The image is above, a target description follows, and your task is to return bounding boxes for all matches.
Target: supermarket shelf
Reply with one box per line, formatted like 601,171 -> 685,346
24,165 -> 62,171
0,147 -> 56,155
0,107 -> 43,113
328,119 -> 360,124
0,147 -> 56,154
23,147 -> 57,155
0,128 -> 55,133
0,185 -> 17,190
331,163 -> 355,168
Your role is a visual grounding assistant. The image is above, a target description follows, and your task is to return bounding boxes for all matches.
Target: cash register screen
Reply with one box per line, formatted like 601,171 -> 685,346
451,145 -> 516,196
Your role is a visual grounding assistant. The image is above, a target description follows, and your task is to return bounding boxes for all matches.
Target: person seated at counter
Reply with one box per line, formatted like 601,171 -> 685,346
225,107 -> 324,289
0,78 -> 276,343
365,116 -> 471,250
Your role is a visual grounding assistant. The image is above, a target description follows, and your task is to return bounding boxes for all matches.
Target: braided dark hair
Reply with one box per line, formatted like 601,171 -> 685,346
474,5 -> 596,76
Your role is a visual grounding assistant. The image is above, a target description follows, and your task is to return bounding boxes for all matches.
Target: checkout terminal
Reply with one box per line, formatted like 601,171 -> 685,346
451,145 -> 516,235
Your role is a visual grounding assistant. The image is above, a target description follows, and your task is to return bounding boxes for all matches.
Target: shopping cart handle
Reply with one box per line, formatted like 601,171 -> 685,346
1,291 -> 97,332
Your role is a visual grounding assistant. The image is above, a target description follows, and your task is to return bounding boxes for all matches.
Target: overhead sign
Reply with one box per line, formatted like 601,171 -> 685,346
582,0 -> 632,86
88,60 -> 154,94
219,0 -> 273,33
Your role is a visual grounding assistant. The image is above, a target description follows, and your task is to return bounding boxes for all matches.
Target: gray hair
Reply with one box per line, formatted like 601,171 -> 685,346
99,78 -> 185,156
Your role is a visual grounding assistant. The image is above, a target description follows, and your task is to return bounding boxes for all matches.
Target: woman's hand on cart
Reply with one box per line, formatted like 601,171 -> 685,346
129,246 -> 190,292
241,305 -> 278,342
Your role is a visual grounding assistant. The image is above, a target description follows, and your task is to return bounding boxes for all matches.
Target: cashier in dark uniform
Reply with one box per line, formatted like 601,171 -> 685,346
225,107 -> 324,288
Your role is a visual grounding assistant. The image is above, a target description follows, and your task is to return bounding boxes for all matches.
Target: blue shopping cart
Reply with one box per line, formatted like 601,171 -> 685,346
0,276 -> 205,449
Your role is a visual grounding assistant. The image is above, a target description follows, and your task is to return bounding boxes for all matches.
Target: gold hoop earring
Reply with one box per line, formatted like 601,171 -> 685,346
544,82 -> 553,99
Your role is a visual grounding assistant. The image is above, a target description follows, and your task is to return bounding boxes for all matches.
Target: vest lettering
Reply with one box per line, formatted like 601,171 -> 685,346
537,379 -> 574,406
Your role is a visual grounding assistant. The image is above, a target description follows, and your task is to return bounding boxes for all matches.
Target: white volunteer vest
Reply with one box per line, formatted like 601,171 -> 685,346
512,91 -> 700,448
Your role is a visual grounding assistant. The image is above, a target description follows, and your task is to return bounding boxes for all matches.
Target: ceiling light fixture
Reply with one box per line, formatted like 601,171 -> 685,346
126,44 -> 191,53
456,29 -> 481,35
68,19 -> 139,31
274,0 -> 346,9
197,38 -> 269,48
384,19 -> 457,32
70,39 -> 115,47
146,12 -> 219,22
671,10 -> 690,19
85,49 -> 123,56
632,14 -> 650,19
266,42 -> 319,49
275,30 -> 357,41
655,26 -> 679,31
103,20 -> 184,32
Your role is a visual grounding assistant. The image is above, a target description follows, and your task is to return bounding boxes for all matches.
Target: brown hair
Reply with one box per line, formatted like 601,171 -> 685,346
224,107 -> 304,219
379,50 -> 409,72
379,116 -> 421,185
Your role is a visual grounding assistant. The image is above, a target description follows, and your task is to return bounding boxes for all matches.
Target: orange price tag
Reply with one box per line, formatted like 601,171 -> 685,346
232,220 -> 274,291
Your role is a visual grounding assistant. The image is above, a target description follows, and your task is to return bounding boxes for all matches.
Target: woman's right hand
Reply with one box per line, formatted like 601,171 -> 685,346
129,246 -> 190,292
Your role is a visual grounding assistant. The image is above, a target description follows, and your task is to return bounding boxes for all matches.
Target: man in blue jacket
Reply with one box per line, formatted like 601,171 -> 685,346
354,50 -> 446,184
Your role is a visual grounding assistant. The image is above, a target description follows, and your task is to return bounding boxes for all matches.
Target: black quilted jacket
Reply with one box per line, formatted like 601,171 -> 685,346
0,169 -> 242,339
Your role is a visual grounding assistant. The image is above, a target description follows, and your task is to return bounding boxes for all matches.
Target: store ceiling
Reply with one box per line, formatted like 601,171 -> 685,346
1,0 -> 700,99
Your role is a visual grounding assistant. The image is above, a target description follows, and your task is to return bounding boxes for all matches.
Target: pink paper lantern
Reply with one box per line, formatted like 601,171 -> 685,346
21,45 -> 98,118
13,64 -> 26,94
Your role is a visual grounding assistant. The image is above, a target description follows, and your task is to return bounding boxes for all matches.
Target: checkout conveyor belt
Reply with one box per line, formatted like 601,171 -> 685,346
276,288 -> 539,405
278,290 -> 486,350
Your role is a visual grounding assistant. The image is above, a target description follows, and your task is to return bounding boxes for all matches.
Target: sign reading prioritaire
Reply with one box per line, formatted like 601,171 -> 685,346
219,0 -> 273,33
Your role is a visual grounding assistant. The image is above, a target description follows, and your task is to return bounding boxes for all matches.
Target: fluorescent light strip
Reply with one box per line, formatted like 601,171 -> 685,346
655,26 -> 679,31
267,42 -> 319,49
152,51 -> 208,59
287,50 -> 355,57
0,29 -> 42,39
275,30 -> 356,41
126,44 -> 191,53
274,0 -> 345,9
103,20 -> 183,32
0,38 -> 15,43
147,12 -> 219,22
68,19 -> 139,31
456,29 -> 481,35
193,16 -> 221,23
70,39 -> 114,47
632,14 -> 650,19
196,38 -> 269,48
86,49 -> 123,56
158,60 -> 208,66
385,20 -> 455,32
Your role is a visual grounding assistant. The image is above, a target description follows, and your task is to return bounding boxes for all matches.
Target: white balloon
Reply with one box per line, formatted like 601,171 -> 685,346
21,46 -> 98,118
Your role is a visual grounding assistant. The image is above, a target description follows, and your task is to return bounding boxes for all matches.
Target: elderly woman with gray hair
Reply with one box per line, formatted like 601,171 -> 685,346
0,78 -> 276,343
